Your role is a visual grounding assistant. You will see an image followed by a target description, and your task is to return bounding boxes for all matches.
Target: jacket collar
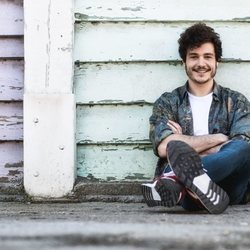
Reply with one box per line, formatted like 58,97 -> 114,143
179,80 -> 221,102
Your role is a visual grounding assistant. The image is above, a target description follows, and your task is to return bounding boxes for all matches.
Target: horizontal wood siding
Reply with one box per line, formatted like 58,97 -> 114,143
74,22 -> 250,62
0,0 -> 23,35
75,62 -> 250,104
76,105 -> 151,144
77,145 -> 157,180
0,102 -> 23,140
0,0 -> 24,187
74,0 -> 250,181
0,142 -> 23,183
0,60 -> 24,101
75,0 -> 250,21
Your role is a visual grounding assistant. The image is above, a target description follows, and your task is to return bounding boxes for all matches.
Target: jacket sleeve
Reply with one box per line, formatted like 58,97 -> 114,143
229,93 -> 250,143
149,93 -> 175,156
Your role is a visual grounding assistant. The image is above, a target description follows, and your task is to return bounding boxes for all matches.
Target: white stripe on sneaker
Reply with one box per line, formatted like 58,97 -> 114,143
143,181 -> 161,201
193,173 -> 210,194
152,188 -> 161,201
193,174 -> 221,206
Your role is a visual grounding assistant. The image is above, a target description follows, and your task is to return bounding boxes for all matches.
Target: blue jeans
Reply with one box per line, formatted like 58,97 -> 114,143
181,140 -> 250,210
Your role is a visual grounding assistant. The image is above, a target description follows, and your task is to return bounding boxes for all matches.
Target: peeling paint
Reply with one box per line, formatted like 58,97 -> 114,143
0,177 -> 9,182
74,2 -> 250,183
124,173 -> 147,180
8,169 -> 22,176
106,176 -> 116,181
233,17 -> 250,21
85,174 -> 101,182
5,161 -> 23,168
132,145 -> 152,151
121,6 -> 144,12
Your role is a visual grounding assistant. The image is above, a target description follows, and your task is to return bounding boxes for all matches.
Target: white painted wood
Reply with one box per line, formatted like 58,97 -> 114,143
24,94 -> 75,197
0,38 -> 23,58
24,0 -> 75,198
24,0 -> 74,94
75,0 -> 250,21
0,1 -> 24,188
75,62 -> 250,104
0,60 -> 24,101
0,102 -> 23,141
74,22 -> 250,62
77,145 -> 157,180
0,142 -> 23,182
76,105 -> 151,143
0,0 -> 23,35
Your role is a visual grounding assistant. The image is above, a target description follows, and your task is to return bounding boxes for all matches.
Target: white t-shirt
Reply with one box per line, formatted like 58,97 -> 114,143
188,92 -> 213,136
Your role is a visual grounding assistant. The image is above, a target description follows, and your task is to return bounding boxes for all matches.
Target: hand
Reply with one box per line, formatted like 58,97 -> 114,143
167,120 -> 182,134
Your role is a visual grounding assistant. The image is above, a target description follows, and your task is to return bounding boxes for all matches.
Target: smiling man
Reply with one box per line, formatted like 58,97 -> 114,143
141,23 -> 250,214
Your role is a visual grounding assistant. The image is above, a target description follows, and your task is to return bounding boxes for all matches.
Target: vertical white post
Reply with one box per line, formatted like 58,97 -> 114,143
24,0 -> 75,198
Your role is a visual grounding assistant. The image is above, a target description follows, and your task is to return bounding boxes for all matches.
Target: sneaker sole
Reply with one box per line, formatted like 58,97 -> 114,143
141,179 -> 181,207
167,140 -> 229,214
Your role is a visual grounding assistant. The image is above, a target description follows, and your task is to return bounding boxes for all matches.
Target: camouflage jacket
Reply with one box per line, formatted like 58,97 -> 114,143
149,82 -> 250,177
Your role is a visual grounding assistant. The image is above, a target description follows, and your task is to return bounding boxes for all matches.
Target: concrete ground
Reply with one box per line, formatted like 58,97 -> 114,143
0,202 -> 249,250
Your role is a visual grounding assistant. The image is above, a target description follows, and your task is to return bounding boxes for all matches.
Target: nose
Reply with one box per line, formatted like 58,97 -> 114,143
197,57 -> 206,66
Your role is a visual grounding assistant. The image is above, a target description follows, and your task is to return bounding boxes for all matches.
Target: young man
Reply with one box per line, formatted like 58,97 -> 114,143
142,23 -> 250,214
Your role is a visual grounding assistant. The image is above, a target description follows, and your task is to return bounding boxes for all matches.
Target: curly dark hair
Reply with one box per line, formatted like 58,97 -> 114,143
178,23 -> 222,62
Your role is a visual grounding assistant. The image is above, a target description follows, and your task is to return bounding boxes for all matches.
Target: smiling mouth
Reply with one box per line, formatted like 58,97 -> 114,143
193,69 -> 210,73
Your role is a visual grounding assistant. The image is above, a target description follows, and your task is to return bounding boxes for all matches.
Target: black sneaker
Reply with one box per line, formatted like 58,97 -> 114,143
141,177 -> 183,207
167,140 -> 229,214
241,181 -> 250,204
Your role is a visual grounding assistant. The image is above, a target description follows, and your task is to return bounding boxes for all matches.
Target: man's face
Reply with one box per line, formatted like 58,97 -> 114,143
184,42 -> 217,86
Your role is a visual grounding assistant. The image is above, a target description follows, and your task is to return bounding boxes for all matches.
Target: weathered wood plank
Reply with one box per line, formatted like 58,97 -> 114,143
75,0 -> 250,22
0,102 -> 23,141
74,22 -> 250,62
75,62 -> 250,104
0,60 -> 24,101
76,104 -> 151,144
0,37 -> 24,58
0,141 -> 23,183
77,144 -> 157,181
0,0 -> 23,35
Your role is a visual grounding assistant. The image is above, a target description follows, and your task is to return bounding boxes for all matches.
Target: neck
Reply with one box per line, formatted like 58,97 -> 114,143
188,80 -> 214,97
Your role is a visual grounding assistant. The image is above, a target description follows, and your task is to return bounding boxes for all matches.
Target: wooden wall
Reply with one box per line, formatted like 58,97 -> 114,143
74,0 -> 250,182
0,0 -> 23,189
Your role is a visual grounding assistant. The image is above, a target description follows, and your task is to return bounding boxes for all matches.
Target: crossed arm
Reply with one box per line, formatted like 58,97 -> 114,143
157,120 -> 229,158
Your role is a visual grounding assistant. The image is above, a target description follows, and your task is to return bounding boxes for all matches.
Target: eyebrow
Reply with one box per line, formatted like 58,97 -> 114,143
187,52 -> 215,56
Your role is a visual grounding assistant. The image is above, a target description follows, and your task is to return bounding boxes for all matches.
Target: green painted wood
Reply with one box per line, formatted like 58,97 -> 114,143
74,6 -> 250,181
75,0 -> 250,22
75,62 -> 250,104
74,22 -> 250,62
77,144 -> 157,181
76,104 -> 151,144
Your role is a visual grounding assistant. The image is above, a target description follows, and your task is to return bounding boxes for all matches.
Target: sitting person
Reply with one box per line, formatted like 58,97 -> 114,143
142,23 -> 250,214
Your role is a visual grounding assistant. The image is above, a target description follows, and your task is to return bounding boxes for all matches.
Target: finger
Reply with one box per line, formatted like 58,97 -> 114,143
168,120 -> 182,133
168,122 -> 182,134
167,122 -> 180,134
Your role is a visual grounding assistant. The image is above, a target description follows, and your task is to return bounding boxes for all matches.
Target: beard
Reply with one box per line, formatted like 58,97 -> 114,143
185,64 -> 217,85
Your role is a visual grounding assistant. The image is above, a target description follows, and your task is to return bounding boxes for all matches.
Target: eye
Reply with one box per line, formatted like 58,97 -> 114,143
204,55 -> 214,59
189,55 -> 198,59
